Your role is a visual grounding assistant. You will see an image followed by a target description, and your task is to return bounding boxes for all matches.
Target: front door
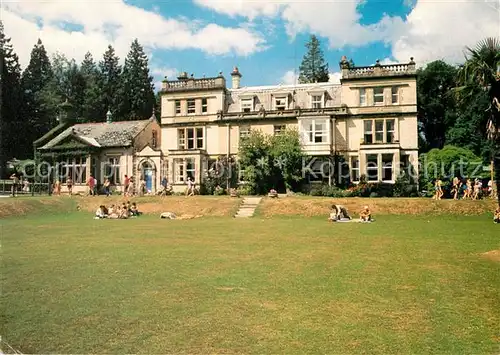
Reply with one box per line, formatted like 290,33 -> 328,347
145,168 -> 153,192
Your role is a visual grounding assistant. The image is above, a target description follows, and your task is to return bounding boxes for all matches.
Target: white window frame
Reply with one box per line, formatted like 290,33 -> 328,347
239,125 -> 250,140
363,119 -> 396,144
363,120 -> 373,144
351,156 -> 360,182
391,86 -> 399,104
375,120 -> 384,143
186,158 -> 196,181
187,99 -> 195,114
382,154 -> 394,181
240,98 -> 253,113
386,119 -> 395,143
178,127 -> 204,150
175,100 -> 181,115
311,94 -> 323,109
304,119 -> 328,144
201,98 -> 208,113
274,96 -> 288,111
107,157 -> 120,184
359,88 -> 367,106
373,87 -> 384,105
274,125 -> 286,136
174,158 -> 185,183
366,154 -> 379,182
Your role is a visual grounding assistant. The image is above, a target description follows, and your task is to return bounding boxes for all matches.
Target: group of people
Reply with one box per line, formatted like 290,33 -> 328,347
95,201 -> 141,219
434,177 -> 495,200
328,204 -> 372,223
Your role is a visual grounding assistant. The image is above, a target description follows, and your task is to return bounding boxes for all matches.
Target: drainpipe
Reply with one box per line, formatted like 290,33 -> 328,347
226,123 -> 230,190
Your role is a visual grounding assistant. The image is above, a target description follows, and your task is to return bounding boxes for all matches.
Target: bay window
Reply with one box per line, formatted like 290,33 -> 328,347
174,158 -> 196,183
363,119 -> 396,144
178,127 -> 204,149
305,119 -> 328,143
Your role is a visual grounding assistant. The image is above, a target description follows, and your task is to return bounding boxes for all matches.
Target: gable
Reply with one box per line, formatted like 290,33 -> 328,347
42,135 -> 96,150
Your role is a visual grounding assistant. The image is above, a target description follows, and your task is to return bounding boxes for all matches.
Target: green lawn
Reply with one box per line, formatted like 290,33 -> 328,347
1,212 -> 499,354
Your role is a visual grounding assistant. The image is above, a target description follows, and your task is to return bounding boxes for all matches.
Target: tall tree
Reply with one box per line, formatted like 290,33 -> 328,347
40,53 -> 86,122
81,52 -> 104,122
298,35 -> 330,84
99,45 -> 122,121
0,21 -> 22,176
417,60 -> 458,151
20,38 -> 53,157
456,37 -> 500,206
118,39 -> 155,120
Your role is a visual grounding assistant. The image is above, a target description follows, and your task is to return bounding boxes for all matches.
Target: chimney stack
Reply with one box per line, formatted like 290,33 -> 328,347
231,66 -> 242,89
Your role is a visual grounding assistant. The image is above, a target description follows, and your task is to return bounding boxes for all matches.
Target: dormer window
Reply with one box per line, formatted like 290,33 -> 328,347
311,95 -> 323,109
274,96 -> 287,110
240,98 -> 253,112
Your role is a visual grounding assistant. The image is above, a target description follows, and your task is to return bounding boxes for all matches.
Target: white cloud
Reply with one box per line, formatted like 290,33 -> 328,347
1,0 -> 267,70
195,0 -> 499,66
280,70 -> 341,85
390,0 -> 500,65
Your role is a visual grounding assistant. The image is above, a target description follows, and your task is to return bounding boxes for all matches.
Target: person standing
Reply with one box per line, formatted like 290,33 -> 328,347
10,173 -> 19,197
103,178 -> 111,197
124,174 -> 130,196
66,176 -> 73,196
186,177 -> 194,197
87,175 -> 95,196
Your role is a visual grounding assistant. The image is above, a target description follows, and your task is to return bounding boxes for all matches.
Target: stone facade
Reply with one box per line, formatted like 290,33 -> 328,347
159,58 -> 419,192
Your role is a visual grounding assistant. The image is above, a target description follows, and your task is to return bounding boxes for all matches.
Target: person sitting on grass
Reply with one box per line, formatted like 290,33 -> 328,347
95,205 -> 108,219
118,204 -> 129,219
359,205 -> 372,222
328,204 -> 351,222
494,207 -> 500,224
130,202 -> 141,216
268,189 -> 278,198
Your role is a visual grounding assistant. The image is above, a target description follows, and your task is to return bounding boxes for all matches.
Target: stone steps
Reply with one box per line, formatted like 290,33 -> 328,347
234,197 -> 262,218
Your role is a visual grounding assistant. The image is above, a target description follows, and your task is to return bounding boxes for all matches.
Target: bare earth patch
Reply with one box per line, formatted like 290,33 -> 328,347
481,250 -> 500,262
259,197 -> 497,217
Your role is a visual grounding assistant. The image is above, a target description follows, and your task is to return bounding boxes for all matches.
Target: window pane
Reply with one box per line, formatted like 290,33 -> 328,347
359,89 -> 366,106
374,87 -> 384,104
386,119 -> 395,143
382,154 -> 393,181
175,100 -> 181,114
187,99 -> 195,114
202,98 -> 208,113
391,87 -> 398,104
366,154 -> 378,181
375,120 -> 384,142
364,120 -> 372,132
364,120 -> 373,144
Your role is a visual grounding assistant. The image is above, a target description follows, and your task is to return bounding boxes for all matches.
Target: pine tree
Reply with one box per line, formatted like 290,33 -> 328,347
0,21 -> 22,175
81,52 -> 105,122
98,45 -> 122,121
298,35 -> 330,84
118,39 -> 155,120
20,38 -> 53,157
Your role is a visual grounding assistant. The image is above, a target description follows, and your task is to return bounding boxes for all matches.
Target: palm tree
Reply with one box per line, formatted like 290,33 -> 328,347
456,37 -> 500,206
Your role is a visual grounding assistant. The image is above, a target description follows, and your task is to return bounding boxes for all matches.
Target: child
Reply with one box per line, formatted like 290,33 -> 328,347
360,205 -> 372,222
494,207 -> 500,224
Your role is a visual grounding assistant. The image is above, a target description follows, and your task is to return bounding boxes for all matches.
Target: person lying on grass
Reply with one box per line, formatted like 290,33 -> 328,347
328,204 -> 351,222
160,212 -> 202,220
494,207 -> 500,224
359,205 -> 372,222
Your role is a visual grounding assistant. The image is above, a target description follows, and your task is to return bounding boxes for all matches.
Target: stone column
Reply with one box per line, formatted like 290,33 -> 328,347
86,154 -> 92,182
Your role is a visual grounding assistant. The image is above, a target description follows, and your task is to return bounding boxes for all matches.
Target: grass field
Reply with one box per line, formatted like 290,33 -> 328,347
1,197 -> 499,354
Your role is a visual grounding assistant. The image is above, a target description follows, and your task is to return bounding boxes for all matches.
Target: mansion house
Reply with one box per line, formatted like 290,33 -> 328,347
35,57 -> 418,194
160,56 -> 418,192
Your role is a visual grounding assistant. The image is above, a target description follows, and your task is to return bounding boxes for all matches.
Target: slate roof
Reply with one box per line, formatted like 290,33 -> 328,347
39,118 -> 153,150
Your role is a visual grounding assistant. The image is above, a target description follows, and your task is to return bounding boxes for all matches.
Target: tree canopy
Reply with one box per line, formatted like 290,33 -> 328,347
298,35 -> 330,84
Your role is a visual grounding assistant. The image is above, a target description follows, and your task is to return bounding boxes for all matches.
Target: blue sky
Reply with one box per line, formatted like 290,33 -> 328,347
3,0 -> 498,88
